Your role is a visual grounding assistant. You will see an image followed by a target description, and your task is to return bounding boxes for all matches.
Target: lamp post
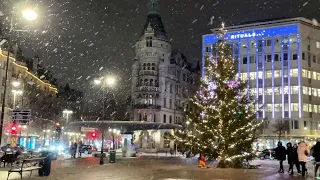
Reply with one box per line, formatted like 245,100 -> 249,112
0,8 -> 38,146
63,110 -> 73,125
93,76 -> 116,165
12,90 -> 23,108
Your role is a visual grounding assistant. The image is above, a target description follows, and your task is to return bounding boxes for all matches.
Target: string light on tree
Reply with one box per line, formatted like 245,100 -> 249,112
175,22 -> 262,168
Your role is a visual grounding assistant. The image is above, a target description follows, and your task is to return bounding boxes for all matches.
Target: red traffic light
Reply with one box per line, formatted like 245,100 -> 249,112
90,132 -> 97,138
56,122 -> 60,126
11,125 -> 17,134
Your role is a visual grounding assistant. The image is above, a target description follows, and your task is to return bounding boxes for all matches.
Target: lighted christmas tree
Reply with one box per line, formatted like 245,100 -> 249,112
176,24 -> 261,168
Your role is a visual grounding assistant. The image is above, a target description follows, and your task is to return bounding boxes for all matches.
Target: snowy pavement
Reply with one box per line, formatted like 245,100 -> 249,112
0,156 -> 318,180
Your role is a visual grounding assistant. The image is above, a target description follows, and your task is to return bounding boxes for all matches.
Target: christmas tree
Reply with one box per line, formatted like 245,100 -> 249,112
176,24 -> 262,168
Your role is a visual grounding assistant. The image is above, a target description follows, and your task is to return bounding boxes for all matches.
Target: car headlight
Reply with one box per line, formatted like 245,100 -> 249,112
50,146 -> 56,150
57,145 -> 63,151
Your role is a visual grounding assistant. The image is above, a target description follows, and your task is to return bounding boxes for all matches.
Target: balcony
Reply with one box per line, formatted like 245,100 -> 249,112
139,70 -> 157,76
134,104 -> 161,110
136,86 -> 159,92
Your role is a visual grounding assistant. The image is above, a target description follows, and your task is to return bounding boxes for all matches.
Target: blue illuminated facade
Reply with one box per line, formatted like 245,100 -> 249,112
202,24 -> 302,124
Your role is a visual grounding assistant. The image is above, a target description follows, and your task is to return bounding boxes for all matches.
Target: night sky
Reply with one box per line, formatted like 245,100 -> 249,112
1,0 -> 320,99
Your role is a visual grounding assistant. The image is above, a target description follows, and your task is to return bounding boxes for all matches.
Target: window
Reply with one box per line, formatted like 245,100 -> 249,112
266,104 -> 272,112
313,55 -> 317,63
304,121 -> 307,128
265,71 -> 272,79
294,120 -> 299,129
242,57 -> 247,64
265,39 -> 272,46
274,54 -> 279,61
163,98 -> 166,107
317,41 -> 320,48
291,69 -> 298,77
274,70 -> 281,78
291,86 -> 299,94
169,116 -> 172,123
163,114 -> 166,123
249,56 -> 255,64
266,55 -> 272,62
169,99 -> 172,109
291,103 -> 299,111
284,53 -> 288,60
302,52 -> 305,60
292,54 -> 297,60
314,105 -> 318,113
170,84 -> 173,93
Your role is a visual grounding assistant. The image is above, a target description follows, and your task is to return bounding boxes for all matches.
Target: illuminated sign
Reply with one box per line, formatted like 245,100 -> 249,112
203,24 -> 299,43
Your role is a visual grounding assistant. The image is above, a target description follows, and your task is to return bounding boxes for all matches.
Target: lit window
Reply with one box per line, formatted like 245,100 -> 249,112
274,70 -> 280,78
259,88 -> 263,95
291,69 -> 298,77
274,87 -> 280,95
318,89 -> 320,97
317,73 -> 320,80
265,71 -> 272,79
291,103 -> 299,111
303,104 -> 308,112
265,88 -> 272,95
313,88 -> 318,96
308,71 -> 311,78
258,71 -> 263,79
291,86 -> 299,94
313,72 -> 317,80
249,72 -> 256,80
302,86 -> 307,95
302,69 -> 307,78
317,42 -> 320,48
308,87 -> 312,95
283,86 -> 289,94
266,104 -> 272,112
275,104 -> 282,112
314,105 -> 318,113
309,104 -> 312,112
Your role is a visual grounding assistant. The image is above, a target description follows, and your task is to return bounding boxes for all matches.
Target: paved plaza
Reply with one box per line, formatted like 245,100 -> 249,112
0,155 -> 318,180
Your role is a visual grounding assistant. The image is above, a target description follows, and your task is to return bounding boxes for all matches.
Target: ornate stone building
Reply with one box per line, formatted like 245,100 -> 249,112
130,0 -> 199,151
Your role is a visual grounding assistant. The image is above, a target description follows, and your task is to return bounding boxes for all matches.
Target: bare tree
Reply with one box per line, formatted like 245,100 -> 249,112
273,120 -> 290,142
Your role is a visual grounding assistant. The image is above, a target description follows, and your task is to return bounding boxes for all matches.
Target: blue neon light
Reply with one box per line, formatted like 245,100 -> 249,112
262,39 -> 265,118
281,36 -> 284,118
203,24 -> 298,44
271,38 -> 275,118
297,35 -> 301,118
288,36 -> 291,118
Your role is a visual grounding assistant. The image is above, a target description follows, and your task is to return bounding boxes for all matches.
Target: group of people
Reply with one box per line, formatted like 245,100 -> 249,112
69,141 -> 83,158
275,139 -> 320,178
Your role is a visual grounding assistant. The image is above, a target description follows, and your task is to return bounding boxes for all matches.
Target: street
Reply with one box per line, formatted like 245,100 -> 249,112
0,155 -> 318,180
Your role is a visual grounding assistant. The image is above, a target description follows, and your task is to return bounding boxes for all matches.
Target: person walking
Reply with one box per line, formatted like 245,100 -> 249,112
293,144 -> 301,174
286,142 -> 294,175
298,141 -> 310,177
312,139 -> 320,177
275,141 -> 286,173
78,141 -> 83,158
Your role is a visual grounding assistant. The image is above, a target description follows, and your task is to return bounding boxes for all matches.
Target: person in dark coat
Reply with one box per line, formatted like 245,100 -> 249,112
293,143 -> 301,174
286,142 -> 294,175
312,139 -> 320,177
275,141 -> 286,173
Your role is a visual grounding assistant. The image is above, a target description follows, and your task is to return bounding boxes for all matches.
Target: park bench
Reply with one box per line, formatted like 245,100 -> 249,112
1,152 -> 17,167
7,157 -> 45,180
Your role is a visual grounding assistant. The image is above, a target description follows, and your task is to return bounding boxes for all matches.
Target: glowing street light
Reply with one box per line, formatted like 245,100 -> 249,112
12,81 -> 21,87
63,109 -> 73,125
12,89 -> 23,108
22,9 -> 38,21
94,79 -> 102,85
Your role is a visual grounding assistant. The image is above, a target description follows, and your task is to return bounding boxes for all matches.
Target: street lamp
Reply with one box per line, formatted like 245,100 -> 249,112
12,81 -> 21,87
93,76 -> 116,165
12,90 -> 23,108
22,9 -> 38,21
63,110 -> 73,125
0,7 -> 38,146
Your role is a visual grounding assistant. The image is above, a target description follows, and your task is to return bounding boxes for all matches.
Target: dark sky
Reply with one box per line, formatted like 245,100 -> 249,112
1,0 -> 320,99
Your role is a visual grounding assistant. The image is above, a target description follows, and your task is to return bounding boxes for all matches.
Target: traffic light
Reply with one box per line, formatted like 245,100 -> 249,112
56,122 -> 61,133
90,132 -> 97,139
11,125 -> 17,134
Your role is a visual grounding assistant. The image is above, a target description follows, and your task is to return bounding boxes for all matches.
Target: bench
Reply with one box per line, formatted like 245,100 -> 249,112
7,157 -> 45,180
1,153 -> 17,167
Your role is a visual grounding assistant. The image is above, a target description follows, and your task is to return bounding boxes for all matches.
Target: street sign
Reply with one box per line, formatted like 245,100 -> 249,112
81,127 -> 96,132
12,110 -> 31,124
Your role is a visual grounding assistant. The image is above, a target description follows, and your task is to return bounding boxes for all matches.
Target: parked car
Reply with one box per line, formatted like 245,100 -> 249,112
1,144 -> 25,152
80,145 -> 93,154
257,149 -> 276,160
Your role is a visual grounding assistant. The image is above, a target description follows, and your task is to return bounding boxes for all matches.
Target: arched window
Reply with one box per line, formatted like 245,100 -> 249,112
150,79 -> 154,86
143,63 -> 146,70
140,79 -> 143,86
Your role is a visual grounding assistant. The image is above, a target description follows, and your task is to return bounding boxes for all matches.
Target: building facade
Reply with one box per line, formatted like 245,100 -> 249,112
203,17 -> 320,148
0,49 -> 58,147
130,0 -> 199,151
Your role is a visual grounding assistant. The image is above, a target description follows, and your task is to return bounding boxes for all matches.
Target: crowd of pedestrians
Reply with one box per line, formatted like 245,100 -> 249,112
275,139 -> 320,178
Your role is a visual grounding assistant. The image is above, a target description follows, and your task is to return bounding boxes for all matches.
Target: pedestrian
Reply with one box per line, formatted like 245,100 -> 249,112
293,143 -> 301,174
286,142 -> 294,175
312,139 -> 320,177
275,141 -> 286,173
78,141 -> 83,158
71,143 -> 77,158
298,141 -> 310,177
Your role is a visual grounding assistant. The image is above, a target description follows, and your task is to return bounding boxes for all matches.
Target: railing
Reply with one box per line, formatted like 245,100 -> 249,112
136,86 -> 159,92
139,70 -> 157,76
134,104 -> 161,110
